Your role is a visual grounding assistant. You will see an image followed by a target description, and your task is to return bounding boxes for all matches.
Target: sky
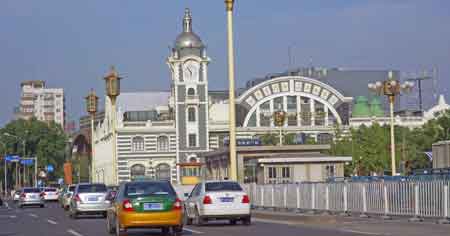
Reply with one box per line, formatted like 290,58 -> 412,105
0,0 -> 449,126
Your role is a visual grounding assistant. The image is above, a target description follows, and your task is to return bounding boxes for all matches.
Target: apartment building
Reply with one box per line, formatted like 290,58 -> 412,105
18,80 -> 65,127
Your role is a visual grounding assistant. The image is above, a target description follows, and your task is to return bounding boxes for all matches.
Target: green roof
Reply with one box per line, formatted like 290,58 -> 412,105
352,96 -> 371,117
369,97 -> 384,117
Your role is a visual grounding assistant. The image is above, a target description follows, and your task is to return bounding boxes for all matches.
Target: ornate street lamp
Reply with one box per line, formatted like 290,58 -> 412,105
368,71 -> 414,176
103,66 -> 122,185
274,109 -> 287,146
225,0 -> 238,181
85,89 -> 98,183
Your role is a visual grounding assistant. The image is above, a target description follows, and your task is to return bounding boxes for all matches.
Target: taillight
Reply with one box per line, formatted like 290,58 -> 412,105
20,193 -> 26,198
122,199 -> 134,212
172,198 -> 182,210
73,194 -> 81,203
242,195 -> 250,204
40,192 -> 46,197
203,195 -> 212,204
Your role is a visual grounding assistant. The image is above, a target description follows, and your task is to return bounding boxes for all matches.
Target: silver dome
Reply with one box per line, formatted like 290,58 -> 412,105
175,32 -> 204,49
174,8 -> 204,50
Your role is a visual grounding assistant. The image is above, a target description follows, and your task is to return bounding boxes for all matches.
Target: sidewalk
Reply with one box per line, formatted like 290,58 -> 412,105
252,209 -> 450,236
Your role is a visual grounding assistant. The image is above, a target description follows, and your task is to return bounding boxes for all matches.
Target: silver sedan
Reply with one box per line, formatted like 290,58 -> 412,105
18,187 -> 45,208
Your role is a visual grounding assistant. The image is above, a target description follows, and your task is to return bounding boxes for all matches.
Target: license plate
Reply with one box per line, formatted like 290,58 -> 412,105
30,195 -> 37,199
220,197 -> 234,203
143,203 -> 163,210
88,197 -> 98,202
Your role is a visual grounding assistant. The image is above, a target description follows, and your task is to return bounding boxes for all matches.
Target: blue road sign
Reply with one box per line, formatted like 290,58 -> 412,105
20,159 -> 34,166
46,165 -> 54,173
5,155 -> 21,162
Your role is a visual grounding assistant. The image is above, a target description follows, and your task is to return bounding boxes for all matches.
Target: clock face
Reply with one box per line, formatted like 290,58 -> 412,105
183,60 -> 199,81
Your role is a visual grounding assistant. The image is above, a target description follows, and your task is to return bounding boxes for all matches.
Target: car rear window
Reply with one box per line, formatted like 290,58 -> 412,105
205,182 -> 243,192
125,182 -> 176,198
44,188 -> 57,192
23,188 -> 41,193
68,186 -> 76,192
77,184 -> 107,193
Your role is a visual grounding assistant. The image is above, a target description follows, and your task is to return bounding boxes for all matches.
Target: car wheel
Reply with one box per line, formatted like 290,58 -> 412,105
116,218 -> 127,236
230,219 -> 237,225
172,226 -> 183,236
161,227 -> 170,235
70,209 -> 78,219
184,209 -> 193,225
242,216 -> 251,226
40,204 -> 45,208
193,208 -> 204,226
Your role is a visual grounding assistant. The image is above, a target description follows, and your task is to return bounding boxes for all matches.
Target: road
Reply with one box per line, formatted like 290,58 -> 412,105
0,200 -> 376,236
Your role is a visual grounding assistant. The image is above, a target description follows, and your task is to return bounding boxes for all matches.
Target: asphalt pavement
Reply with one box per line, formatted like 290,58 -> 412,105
1,200 -> 449,236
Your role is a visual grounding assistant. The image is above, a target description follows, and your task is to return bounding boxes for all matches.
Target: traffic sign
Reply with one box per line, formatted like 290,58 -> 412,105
20,159 -> 34,166
46,165 -> 54,173
5,155 -> 20,163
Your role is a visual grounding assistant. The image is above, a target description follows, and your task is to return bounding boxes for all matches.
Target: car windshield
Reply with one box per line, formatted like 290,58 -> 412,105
77,184 -> 107,193
205,182 -> 243,192
125,182 -> 176,198
23,188 -> 41,193
44,188 -> 57,192
68,186 -> 76,192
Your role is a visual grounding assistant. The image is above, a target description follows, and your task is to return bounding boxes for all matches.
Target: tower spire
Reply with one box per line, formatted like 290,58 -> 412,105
183,8 -> 192,33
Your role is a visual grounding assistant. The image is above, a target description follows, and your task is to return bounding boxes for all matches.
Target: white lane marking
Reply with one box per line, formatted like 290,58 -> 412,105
9,215 -> 17,218
28,213 -> 38,218
0,215 -> 16,218
253,217 -> 300,226
47,219 -> 58,225
341,229 -> 388,236
67,229 -> 84,236
184,227 -> 204,234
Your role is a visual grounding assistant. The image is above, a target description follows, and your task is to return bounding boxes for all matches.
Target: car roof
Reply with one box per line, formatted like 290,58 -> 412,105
203,180 -> 239,184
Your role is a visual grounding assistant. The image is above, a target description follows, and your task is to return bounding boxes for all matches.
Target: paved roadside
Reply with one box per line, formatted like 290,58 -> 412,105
251,209 -> 450,236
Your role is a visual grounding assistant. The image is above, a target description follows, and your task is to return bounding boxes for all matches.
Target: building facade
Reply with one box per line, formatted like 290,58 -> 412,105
17,80 -> 65,127
92,9 -> 449,185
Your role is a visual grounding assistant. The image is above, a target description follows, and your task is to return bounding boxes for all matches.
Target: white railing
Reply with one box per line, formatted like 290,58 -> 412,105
243,180 -> 450,220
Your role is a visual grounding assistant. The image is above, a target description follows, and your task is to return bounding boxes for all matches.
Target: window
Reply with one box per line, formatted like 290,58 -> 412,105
188,134 -> 197,147
157,136 -> 169,152
155,163 -> 171,181
130,164 -> 146,180
259,101 -> 271,127
77,184 -> 107,193
187,88 -> 196,96
205,182 -> 243,192
132,136 -> 145,152
326,165 -> 336,178
188,107 -> 196,122
125,181 -> 176,198
268,167 -> 277,179
282,167 -> 290,178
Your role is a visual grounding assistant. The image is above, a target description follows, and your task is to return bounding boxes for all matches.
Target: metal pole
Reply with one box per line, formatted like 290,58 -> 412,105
225,0 -> 237,182
279,127 -> 282,146
22,140 -> 25,186
90,114 -> 95,183
34,156 -> 37,187
111,98 -> 118,185
389,96 -> 396,176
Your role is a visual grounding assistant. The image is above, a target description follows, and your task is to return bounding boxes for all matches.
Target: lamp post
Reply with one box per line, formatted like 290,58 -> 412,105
225,0 -> 238,181
85,89 -> 98,183
3,133 -> 27,187
103,66 -> 122,185
0,141 -> 6,196
274,109 -> 287,146
368,71 -> 414,176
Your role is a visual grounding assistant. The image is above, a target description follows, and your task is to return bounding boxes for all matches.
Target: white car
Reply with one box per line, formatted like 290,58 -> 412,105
41,187 -> 59,201
184,180 -> 251,226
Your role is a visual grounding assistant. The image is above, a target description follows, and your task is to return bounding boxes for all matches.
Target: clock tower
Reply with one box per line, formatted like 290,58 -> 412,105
167,8 -> 210,179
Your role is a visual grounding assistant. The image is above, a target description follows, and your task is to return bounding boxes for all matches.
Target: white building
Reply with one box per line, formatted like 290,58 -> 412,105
91,9 -> 450,186
18,80 -> 65,127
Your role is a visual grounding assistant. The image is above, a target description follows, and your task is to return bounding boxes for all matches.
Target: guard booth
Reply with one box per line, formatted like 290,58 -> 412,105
178,163 -> 203,185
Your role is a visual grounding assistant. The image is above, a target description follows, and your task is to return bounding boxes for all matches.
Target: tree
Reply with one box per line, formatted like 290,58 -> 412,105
0,118 -> 68,184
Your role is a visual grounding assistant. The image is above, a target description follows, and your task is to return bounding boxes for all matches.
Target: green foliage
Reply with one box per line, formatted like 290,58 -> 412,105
332,110 -> 450,177
259,132 -> 278,146
0,118 -> 68,181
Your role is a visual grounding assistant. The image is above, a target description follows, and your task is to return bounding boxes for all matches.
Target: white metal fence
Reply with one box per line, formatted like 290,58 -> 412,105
243,181 -> 450,220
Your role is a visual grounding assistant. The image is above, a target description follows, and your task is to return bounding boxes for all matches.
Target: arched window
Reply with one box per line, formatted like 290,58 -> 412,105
188,107 -> 196,122
132,136 -> 145,152
155,163 -> 171,181
187,87 -> 196,96
130,164 -> 146,180
157,136 -> 169,152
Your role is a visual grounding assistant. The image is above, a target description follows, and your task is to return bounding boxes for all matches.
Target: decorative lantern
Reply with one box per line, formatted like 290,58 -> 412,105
103,66 -> 122,99
85,89 -> 98,115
